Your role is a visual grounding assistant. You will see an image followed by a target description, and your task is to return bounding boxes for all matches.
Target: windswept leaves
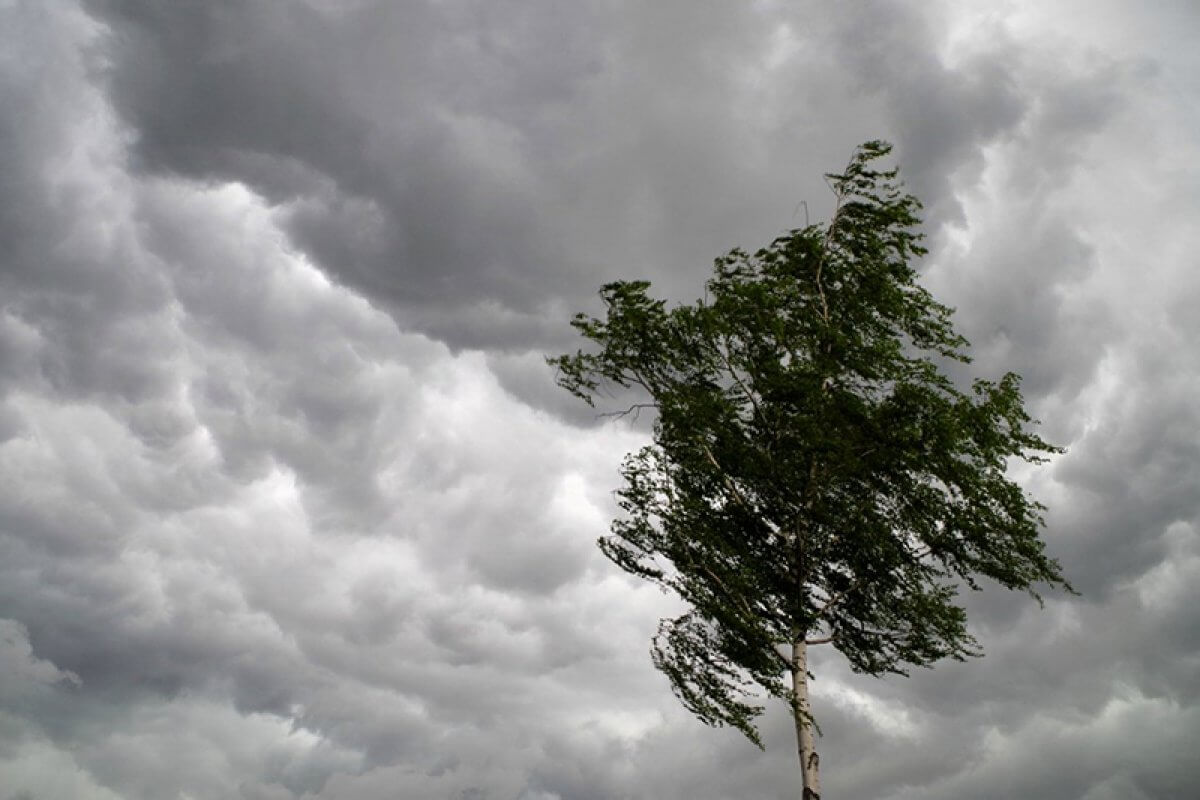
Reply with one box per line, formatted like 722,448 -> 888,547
549,141 -> 1071,746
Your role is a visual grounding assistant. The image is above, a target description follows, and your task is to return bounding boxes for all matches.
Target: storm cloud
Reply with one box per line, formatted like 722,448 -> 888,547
1,1 -> 1198,798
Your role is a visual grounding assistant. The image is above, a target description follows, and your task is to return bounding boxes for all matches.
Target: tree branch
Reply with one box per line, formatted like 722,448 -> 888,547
599,403 -> 657,422
715,332 -> 766,424
814,585 -> 851,620
814,178 -> 848,325
697,561 -> 761,623
699,443 -> 762,522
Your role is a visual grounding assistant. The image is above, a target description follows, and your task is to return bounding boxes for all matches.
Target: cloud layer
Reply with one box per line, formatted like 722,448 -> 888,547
1,1 -> 1198,797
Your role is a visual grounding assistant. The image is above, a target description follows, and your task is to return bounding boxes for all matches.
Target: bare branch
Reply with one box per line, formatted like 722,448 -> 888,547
598,403 -> 657,422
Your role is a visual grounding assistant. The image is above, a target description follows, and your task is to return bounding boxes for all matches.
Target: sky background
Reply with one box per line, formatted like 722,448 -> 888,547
1,1 -> 1198,798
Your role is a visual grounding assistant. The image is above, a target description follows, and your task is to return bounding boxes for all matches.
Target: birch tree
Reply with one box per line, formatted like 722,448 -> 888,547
549,141 -> 1071,798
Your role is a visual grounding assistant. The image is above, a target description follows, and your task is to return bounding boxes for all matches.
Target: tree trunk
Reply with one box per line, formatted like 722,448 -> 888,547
792,638 -> 821,800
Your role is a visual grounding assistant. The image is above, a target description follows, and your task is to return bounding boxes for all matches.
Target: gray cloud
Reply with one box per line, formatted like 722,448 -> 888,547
85,0 -> 1048,353
1,0 -> 1198,798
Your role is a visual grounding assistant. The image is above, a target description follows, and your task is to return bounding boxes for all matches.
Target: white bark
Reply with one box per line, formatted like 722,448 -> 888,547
792,639 -> 821,800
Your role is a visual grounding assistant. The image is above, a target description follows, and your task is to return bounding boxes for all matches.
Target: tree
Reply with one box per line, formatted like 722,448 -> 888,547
549,141 -> 1072,798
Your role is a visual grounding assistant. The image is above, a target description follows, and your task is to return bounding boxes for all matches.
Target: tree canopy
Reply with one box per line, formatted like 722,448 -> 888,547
550,141 -> 1070,794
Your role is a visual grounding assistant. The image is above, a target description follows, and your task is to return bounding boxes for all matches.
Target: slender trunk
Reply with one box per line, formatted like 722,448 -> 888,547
792,638 -> 821,800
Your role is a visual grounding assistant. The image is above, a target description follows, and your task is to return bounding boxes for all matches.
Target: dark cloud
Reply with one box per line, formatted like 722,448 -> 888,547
1,0 -> 1199,798
82,0 -> 1049,354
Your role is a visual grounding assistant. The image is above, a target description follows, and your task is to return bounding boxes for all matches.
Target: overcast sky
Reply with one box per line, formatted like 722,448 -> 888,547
1,1 -> 1198,798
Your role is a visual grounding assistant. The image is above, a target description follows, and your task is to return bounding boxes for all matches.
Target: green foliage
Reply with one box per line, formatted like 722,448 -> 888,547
550,141 -> 1071,748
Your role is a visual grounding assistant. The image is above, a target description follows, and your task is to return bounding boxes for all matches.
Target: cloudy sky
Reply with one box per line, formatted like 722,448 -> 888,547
2,1 -> 1198,798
